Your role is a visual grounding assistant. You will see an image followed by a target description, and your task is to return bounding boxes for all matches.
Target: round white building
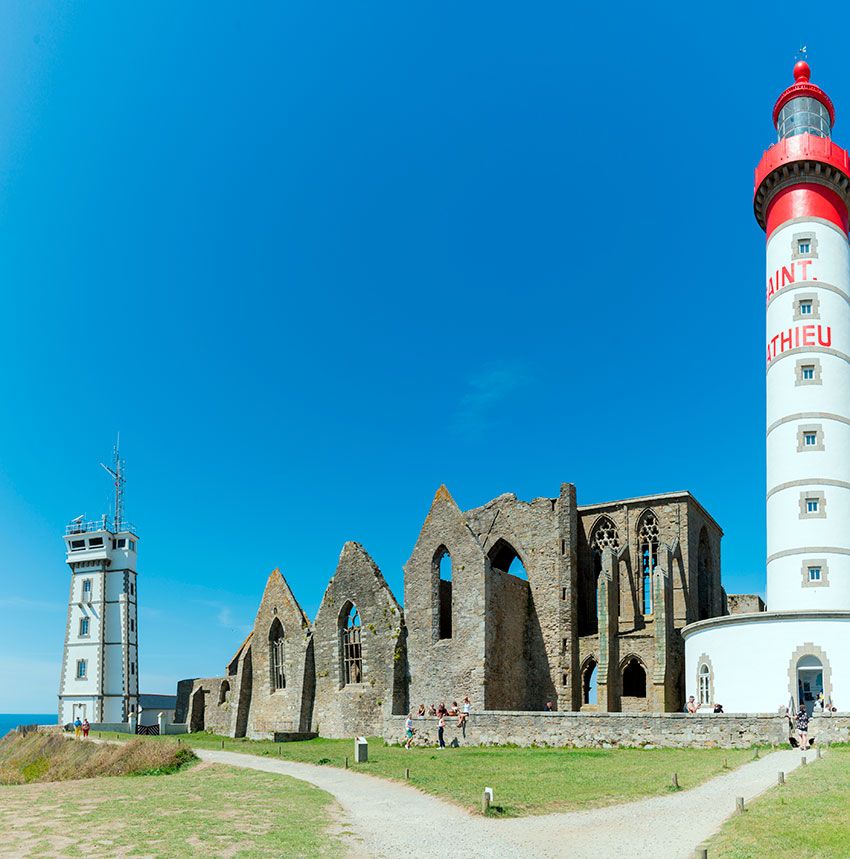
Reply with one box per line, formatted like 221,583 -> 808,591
684,61 -> 850,714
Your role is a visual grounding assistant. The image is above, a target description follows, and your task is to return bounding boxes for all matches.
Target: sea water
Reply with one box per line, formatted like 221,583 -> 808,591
0,714 -> 56,737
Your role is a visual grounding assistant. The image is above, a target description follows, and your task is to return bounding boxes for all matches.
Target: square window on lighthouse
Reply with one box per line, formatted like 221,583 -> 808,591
806,498 -> 820,514
809,566 -> 822,582
804,432 -> 818,446
800,302 -> 813,316
799,240 -> 811,254
802,365 -> 815,381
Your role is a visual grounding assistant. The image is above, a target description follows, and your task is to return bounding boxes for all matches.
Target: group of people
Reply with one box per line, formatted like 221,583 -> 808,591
404,697 -> 471,749
685,697 -> 724,714
72,717 -> 90,739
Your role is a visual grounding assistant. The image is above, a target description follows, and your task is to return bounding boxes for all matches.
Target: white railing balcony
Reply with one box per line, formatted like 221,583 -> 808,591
65,518 -> 136,536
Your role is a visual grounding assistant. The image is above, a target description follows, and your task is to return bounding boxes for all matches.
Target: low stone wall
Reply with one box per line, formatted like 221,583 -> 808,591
383,711 -> 827,749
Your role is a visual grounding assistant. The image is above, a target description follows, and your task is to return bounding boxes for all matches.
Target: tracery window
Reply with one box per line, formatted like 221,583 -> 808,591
341,603 -> 363,685
269,618 -> 285,691
638,512 -> 659,614
591,517 -> 620,555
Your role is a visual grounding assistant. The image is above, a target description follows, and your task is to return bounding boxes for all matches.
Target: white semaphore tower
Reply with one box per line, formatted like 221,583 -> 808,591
684,60 -> 850,714
58,442 -> 140,725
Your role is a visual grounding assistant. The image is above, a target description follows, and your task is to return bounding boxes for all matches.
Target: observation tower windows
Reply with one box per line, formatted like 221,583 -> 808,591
70,540 -> 86,551
76,659 -> 88,680
794,294 -> 820,321
777,96 -> 831,140
792,232 -> 818,261
79,616 -> 89,637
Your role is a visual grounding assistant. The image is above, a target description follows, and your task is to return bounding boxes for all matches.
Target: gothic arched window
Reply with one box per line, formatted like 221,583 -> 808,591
434,546 -> 453,640
637,511 -> 659,615
341,603 -> 363,686
269,618 -> 285,691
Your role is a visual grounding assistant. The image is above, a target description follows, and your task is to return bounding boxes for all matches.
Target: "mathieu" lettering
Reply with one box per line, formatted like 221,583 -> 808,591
766,259 -> 814,303
766,324 -> 832,366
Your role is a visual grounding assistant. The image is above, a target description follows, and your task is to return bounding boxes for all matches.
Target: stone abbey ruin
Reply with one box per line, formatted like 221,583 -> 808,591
176,481 -> 765,741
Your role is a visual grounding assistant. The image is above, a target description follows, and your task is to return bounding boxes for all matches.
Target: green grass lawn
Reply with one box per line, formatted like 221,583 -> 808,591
708,746 -> 850,858
0,762 -> 346,858
120,731 -> 761,816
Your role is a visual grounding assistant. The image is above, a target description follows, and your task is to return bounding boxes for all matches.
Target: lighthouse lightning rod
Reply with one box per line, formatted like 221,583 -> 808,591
100,433 -> 125,532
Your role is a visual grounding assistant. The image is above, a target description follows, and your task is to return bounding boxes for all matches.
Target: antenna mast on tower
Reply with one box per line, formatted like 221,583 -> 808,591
100,434 -> 126,532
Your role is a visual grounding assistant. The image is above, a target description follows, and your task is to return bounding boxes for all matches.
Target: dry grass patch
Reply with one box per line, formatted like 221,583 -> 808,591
0,732 -> 195,784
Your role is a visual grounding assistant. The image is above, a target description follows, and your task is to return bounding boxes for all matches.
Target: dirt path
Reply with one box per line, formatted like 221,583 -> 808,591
196,746 -> 808,858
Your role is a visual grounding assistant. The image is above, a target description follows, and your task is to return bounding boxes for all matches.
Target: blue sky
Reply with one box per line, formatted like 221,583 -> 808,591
1,3 -> 847,711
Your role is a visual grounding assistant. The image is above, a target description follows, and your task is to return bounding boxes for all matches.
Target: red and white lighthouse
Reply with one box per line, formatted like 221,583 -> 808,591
684,63 -> 850,714
756,62 -> 850,612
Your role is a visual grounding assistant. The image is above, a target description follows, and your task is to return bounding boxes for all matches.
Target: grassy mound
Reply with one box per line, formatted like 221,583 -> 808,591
0,732 -> 196,785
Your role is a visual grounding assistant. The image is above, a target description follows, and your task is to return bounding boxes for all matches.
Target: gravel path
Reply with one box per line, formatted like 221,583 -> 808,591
196,746 -> 808,858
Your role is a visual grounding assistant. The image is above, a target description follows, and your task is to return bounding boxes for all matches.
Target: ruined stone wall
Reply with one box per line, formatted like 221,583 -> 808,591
383,711 -> 794,749
313,542 -> 404,738
727,594 -> 766,614
173,678 -> 196,724
186,677 -> 227,733
465,487 -> 573,711
246,570 -> 313,738
405,488 -> 488,713
484,569 -> 531,709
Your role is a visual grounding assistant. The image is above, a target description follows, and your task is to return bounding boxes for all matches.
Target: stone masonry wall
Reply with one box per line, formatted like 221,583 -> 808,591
485,569 -> 531,709
246,570 -> 312,738
384,711 -> 798,749
313,542 -> 405,738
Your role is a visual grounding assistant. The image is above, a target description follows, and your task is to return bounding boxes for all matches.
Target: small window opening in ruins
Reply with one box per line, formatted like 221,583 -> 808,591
562,637 -> 568,655
562,673 -> 568,687
488,538 -> 527,579
561,539 -> 566,555
269,618 -> 286,691
435,546 -> 453,640
582,658 -> 598,705
638,512 -> 659,615
622,657 -> 647,698
219,680 -> 231,705
698,664 -> 710,706
561,587 -> 567,601
341,603 -> 363,685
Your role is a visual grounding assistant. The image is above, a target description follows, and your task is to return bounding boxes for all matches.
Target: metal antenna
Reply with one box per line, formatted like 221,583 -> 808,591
100,433 -> 126,532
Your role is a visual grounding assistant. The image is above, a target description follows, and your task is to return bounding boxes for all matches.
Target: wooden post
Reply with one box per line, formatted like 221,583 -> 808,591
801,756 -> 807,766
405,768 -> 410,780
723,757 -> 729,769
671,772 -> 679,789
278,746 -> 282,756
778,771 -> 785,785
178,738 -> 181,746
695,849 -> 708,859
221,739 -> 224,750
481,790 -> 490,814
345,756 -> 349,769
754,747 -> 760,759
816,748 -> 822,759
736,797 -> 744,814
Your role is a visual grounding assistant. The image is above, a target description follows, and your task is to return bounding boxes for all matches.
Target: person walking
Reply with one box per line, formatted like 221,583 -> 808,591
437,713 -> 446,749
796,704 -> 810,750
73,717 -> 82,739
81,718 -> 90,739
404,714 -> 415,750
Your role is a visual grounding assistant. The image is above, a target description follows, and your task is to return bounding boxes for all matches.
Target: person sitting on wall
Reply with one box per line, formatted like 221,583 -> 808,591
417,704 -> 426,717
427,704 -> 437,716
457,696 -> 470,728
437,703 -> 447,717
713,703 -> 724,714
448,701 -> 459,717
544,701 -> 554,711
687,696 -> 698,714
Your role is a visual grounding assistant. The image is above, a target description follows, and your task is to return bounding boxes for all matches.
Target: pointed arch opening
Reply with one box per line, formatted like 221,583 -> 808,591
581,657 -> 599,705
340,602 -> 363,686
488,538 -> 528,579
434,546 -> 453,640
581,517 -> 620,635
622,656 -> 647,698
269,618 -> 286,691
219,679 -> 231,705
637,511 -> 659,615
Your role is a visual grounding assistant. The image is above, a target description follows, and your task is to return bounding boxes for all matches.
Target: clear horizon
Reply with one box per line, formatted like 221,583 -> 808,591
2,3 -> 846,711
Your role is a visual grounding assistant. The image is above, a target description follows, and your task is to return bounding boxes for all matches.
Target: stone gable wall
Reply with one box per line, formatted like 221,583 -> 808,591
313,542 -> 404,738
246,570 -> 313,738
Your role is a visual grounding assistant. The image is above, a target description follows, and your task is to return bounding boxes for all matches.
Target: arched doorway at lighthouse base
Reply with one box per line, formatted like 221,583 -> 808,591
787,644 -> 832,716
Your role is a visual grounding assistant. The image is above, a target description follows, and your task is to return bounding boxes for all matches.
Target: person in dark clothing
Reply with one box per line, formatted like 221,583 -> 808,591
796,705 -> 810,750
